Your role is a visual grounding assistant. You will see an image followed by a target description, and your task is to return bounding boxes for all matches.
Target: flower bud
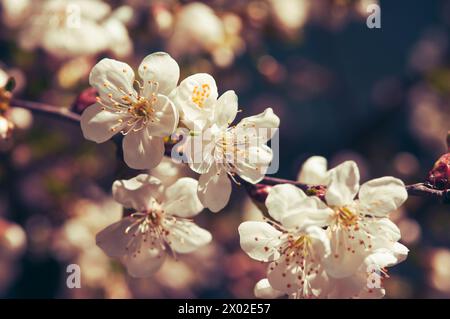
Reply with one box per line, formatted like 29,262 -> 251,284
248,184 -> 272,203
71,87 -> 97,114
246,184 -> 272,216
427,153 -> 450,190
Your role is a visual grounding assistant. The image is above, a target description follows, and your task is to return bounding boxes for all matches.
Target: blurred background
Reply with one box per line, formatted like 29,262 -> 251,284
0,0 -> 449,298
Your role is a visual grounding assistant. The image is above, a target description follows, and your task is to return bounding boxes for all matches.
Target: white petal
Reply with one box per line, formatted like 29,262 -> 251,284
234,145 -> 273,184
236,108 -> 280,143
121,239 -> 166,277
197,166 -> 231,212
254,279 -> 285,299
77,0 -> 111,20
162,177 -> 203,218
172,73 -> 218,129
267,258 -> 300,295
96,217 -> 134,258
364,250 -> 398,269
368,218 -> 402,249
122,130 -> 164,169
280,197 -> 334,229
89,58 -> 136,100
326,229 -> 366,278
149,157 -> 182,185
103,17 -> 132,58
325,161 -> 360,207
391,242 -> 409,264
165,220 -> 212,253
358,177 -> 408,217
297,156 -> 328,184
80,103 -> 124,143
305,226 -> 331,259
265,184 -> 307,222
327,273 -> 370,299
184,133 -> 215,174
213,90 -> 238,127
146,94 -> 179,137
138,52 -> 180,96
112,174 -> 162,211
238,221 -> 282,262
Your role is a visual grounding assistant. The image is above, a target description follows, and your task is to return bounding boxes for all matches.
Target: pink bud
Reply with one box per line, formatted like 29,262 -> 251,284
248,184 -> 272,203
71,87 -> 98,114
427,153 -> 450,190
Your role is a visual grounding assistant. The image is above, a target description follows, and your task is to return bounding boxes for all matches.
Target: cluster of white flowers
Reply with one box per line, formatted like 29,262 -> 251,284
81,52 -> 279,212
239,156 -> 409,298
80,52 -> 408,296
82,51 -> 279,277
0,0 -> 133,59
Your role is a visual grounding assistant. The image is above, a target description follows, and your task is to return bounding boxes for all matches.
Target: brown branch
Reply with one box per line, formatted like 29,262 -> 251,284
11,98 -> 81,123
405,183 -> 450,204
9,98 -> 450,204
248,177 -> 450,204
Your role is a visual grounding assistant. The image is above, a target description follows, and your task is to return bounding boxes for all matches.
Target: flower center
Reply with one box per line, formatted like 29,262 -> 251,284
145,210 -> 163,227
337,207 -> 359,227
125,208 -> 168,240
191,84 -> 211,108
129,96 -> 156,119
96,79 -> 161,135
289,235 -> 312,257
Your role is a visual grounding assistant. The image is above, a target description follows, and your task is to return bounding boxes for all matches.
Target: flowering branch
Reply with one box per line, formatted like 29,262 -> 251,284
8,97 -> 450,205
245,178 -> 450,205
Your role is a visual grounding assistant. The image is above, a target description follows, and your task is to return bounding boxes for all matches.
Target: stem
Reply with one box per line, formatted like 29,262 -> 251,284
10,98 -> 450,204
404,183 -> 450,204
254,177 -> 450,204
11,98 -> 81,123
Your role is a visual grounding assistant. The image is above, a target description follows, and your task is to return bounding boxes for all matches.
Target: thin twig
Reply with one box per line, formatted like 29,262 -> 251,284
253,177 -> 450,204
405,183 -> 450,204
11,98 -> 81,123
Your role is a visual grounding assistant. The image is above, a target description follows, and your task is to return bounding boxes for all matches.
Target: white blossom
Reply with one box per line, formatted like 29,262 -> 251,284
327,243 -> 408,298
183,93 -> 280,212
171,73 -> 218,130
81,52 -> 180,169
168,2 -> 224,55
241,159 -> 409,298
322,161 -> 408,278
1,0 -> 133,59
166,2 -> 243,67
96,174 -> 211,278
239,184 -> 332,298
